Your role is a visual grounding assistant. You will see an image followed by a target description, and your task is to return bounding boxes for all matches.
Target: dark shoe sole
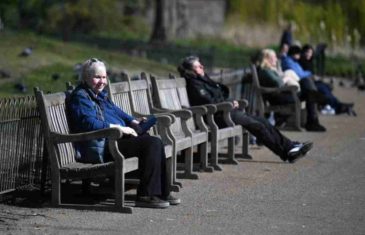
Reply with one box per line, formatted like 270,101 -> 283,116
305,125 -> 326,132
135,196 -> 170,209
135,201 -> 170,209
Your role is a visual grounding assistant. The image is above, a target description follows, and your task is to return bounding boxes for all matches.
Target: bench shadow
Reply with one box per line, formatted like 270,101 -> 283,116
236,159 -> 288,164
3,181 -> 138,209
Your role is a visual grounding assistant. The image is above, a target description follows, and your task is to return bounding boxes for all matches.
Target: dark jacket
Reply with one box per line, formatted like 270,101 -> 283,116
66,83 -> 135,163
183,72 -> 229,106
257,67 -> 284,88
299,57 -> 314,73
67,84 -> 134,132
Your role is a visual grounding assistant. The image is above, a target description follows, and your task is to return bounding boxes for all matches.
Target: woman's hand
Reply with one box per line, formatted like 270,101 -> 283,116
233,100 -> 239,109
110,124 -> 138,137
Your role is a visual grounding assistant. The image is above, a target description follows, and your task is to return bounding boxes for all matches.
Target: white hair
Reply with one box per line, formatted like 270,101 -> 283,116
80,58 -> 106,82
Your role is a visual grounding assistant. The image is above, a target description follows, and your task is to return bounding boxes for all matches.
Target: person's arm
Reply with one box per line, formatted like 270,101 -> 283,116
111,102 -> 135,125
292,62 -> 312,79
282,57 -> 312,79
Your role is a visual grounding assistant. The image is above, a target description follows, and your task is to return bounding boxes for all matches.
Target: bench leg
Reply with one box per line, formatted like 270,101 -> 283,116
115,170 -> 133,213
166,157 -> 180,192
40,143 -> 48,196
199,142 -> 214,172
240,130 -> 253,159
182,147 -> 198,179
171,149 -> 183,188
210,137 -> 223,171
51,172 -> 61,207
225,137 -> 239,165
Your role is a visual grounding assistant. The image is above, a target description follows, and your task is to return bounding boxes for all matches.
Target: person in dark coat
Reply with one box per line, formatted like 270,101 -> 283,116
177,56 -> 313,163
299,44 -> 356,116
279,23 -> 294,50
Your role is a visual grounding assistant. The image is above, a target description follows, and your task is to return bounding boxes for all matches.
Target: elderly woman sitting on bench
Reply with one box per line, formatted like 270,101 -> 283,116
67,58 -> 180,208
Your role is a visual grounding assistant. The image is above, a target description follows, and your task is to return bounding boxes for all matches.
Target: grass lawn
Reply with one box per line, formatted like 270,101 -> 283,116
0,31 -> 176,97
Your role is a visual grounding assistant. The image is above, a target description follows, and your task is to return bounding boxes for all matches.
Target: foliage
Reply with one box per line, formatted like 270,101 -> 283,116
226,0 -> 365,46
0,0 -> 150,40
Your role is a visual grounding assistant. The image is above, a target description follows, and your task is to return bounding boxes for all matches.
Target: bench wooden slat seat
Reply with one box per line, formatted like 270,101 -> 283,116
106,79 -> 180,191
34,87 -> 138,213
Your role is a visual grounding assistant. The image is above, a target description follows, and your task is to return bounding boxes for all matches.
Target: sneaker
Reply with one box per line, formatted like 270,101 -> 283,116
135,196 -> 170,209
321,105 -> 335,115
320,106 -> 329,115
287,142 -> 313,163
161,195 -> 181,205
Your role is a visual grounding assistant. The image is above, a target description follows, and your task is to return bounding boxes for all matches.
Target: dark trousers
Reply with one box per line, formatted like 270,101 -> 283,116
315,81 -> 341,112
229,109 -> 293,160
115,135 -> 168,197
299,78 -> 319,123
264,91 -> 296,105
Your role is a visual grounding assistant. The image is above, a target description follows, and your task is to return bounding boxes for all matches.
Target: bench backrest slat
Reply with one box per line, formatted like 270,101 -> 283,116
151,76 -> 197,134
175,78 -> 190,108
35,90 -> 76,168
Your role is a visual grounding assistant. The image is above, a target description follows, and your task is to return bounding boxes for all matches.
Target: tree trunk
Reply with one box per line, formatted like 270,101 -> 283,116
150,0 -> 166,43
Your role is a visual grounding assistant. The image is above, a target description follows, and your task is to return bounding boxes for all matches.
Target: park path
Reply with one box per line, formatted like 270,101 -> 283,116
0,78 -> 364,235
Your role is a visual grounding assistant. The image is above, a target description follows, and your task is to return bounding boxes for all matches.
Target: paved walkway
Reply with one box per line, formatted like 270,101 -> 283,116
1,79 -> 364,235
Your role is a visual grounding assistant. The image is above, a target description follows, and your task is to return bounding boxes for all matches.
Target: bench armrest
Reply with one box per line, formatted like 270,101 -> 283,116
182,106 -> 209,132
203,104 -> 217,114
134,111 -> 176,124
50,127 -> 123,144
260,85 -> 298,94
215,101 -> 234,112
237,99 -> 249,109
183,106 -> 207,115
214,102 -> 236,127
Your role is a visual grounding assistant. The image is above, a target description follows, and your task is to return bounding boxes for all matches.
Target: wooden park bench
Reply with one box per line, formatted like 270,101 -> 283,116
171,76 -> 252,165
106,79 -> 180,192
151,75 -> 246,171
34,87 -> 138,213
121,73 -> 205,182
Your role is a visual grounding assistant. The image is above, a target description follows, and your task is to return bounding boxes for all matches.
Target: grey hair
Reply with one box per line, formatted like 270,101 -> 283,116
181,55 -> 200,70
80,58 -> 106,82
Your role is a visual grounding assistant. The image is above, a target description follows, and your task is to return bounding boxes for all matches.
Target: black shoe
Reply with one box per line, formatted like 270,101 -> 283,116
287,142 -> 313,163
337,103 -> 355,115
344,104 -> 357,116
161,194 -> 181,205
305,122 -> 326,132
299,142 -> 313,155
135,196 -> 170,209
